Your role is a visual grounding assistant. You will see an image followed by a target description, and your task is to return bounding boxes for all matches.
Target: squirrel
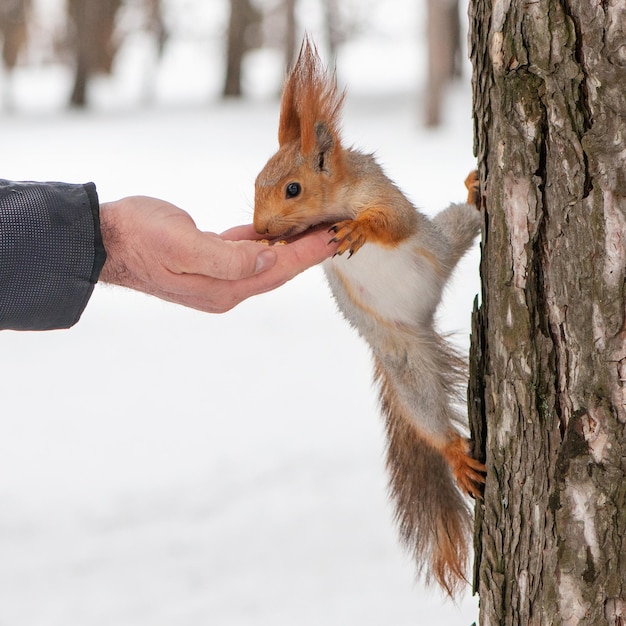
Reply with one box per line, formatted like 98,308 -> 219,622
253,39 -> 485,596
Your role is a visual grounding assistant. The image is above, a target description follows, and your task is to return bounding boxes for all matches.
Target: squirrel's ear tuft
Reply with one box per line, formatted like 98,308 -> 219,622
280,36 -> 344,156
278,64 -> 301,146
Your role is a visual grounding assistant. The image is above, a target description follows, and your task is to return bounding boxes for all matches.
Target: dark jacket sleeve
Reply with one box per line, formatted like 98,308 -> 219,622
0,180 -> 106,331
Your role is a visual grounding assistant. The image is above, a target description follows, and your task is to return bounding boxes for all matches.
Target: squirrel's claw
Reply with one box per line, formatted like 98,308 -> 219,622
456,458 -> 486,500
328,219 -> 367,257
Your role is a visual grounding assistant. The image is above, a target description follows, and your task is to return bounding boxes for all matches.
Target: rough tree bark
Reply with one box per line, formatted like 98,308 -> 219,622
468,0 -> 626,624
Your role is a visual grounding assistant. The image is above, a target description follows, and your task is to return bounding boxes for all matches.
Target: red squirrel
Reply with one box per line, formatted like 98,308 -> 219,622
253,39 -> 484,596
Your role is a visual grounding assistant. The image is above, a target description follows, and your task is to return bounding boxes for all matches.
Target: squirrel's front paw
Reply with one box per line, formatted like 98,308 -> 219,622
464,170 -> 481,209
329,220 -> 367,258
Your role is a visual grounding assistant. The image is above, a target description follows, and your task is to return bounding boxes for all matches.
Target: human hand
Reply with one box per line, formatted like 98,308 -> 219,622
99,196 -> 337,313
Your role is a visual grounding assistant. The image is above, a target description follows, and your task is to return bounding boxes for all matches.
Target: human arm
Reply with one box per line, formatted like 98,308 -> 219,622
0,182 -> 336,331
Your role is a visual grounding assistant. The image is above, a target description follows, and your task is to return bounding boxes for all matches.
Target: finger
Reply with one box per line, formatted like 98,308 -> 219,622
172,231 -> 278,281
221,227 -> 339,298
273,227 -> 339,278
155,227 -> 337,311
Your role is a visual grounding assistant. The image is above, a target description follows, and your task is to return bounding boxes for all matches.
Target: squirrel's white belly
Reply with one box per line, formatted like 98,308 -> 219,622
323,239 -> 443,329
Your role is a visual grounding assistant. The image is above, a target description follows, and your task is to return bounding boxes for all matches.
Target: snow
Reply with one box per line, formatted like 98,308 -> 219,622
0,7 -> 480,624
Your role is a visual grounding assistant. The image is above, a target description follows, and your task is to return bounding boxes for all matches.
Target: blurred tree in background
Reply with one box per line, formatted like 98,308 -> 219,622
67,0 -> 122,107
65,0 -> 166,107
222,0 -> 357,98
0,0 -> 30,109
424,0 -> 462,126
223,0 -> 262,97
0,0 -> 465,118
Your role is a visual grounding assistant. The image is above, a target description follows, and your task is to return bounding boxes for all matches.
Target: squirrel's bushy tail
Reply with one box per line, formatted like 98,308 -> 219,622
374,346 -> 473,596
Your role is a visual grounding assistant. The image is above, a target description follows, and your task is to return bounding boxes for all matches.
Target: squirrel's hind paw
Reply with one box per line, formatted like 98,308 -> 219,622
442,434 -> 486,499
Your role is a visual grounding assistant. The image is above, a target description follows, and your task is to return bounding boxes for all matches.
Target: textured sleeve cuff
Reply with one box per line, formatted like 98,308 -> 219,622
0,179 -> 107,331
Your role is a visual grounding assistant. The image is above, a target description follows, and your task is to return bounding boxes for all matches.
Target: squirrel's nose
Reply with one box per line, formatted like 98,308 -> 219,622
253,212 -> 271,235
253,211 -> 284,237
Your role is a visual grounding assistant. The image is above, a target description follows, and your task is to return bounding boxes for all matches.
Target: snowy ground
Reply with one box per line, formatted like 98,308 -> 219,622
0,11 -> 481,625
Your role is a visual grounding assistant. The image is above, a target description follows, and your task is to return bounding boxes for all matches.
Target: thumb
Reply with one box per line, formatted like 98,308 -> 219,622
175,232 -> 278,280
251,247 -> 278,276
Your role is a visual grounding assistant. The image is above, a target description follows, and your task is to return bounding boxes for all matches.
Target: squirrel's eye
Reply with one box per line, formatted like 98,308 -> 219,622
285,182 -> 302,199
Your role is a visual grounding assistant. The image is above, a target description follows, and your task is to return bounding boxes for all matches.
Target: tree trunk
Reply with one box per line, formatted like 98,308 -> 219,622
222,0 -> 261,98
323,0 -> 341,62
68,0 -> 121,108
283,0 -> 297,72
0,0 -> 30,111
468,0 -> 626,624
1,0 -> 30,70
